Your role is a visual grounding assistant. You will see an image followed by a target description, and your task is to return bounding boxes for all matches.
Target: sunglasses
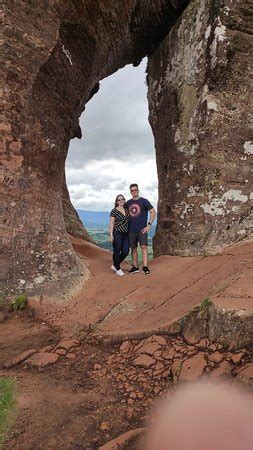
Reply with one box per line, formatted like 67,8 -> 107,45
131,189 -> 138,192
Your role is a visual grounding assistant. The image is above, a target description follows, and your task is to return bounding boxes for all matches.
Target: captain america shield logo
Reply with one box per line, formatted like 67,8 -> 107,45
129,203 -> 141,217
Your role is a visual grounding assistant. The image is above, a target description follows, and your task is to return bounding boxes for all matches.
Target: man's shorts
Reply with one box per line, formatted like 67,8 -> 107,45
129,231 -> 148,248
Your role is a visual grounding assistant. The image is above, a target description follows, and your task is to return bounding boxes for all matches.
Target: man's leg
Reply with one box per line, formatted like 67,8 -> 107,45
132,247 -> 138,267
139,232 -> 150,273
141,245 -> 148,267
129,233 -> 139,268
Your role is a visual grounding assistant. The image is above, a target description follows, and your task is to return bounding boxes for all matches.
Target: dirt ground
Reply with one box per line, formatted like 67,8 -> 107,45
31,237 -> 253,342
1,238 -> 252,449
1,312 -> 157,449
1,309 -> 252,450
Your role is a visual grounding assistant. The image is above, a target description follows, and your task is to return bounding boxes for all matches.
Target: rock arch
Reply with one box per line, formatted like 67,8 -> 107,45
2,0 -> 251,296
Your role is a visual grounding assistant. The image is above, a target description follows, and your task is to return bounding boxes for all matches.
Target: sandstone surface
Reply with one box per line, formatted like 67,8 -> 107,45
3,0 -> 252,297
1,310 -> 252,449
28,236 -> 253,352
25,352 -> 59,368
2,0 -> 188,296
148,0 -> 252,256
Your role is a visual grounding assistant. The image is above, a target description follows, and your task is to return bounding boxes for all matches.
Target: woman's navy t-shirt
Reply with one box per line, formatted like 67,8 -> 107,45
126,197 -> 153,232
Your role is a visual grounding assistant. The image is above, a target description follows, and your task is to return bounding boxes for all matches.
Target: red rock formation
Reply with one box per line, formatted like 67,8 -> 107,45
3,0 -> 251,297
2,1 -> 187,295
62,172 -> 94,242
148,0 -> 252,256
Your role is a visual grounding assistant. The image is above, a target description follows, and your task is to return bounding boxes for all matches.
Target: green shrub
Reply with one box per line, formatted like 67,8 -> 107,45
200,297 -> 211,311
11,294 -> 27,311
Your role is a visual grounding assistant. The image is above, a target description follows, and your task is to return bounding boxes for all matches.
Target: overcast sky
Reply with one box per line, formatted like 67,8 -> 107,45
66,58 -> 158,212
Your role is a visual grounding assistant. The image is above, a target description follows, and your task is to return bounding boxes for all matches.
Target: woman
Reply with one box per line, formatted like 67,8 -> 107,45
109,194 -> 130,276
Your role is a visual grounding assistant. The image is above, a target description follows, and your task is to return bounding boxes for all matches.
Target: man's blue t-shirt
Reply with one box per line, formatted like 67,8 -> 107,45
126,197 -> 153,232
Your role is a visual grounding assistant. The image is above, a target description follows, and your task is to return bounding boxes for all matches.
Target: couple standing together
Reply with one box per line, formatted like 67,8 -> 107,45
109,184 -> 156,276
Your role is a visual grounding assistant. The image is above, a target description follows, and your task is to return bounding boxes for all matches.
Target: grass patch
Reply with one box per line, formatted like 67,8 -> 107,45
199,297 -> 212,311
11,294 -> 27,311
0,293 -> 27,314
0,377 -> 17,448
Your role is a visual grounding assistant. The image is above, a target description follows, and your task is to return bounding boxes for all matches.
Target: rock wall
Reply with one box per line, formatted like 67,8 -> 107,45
62,173 -> 94,243
148,0 -> 252,256
3,0 -> 251,296
2,0 -> 187,295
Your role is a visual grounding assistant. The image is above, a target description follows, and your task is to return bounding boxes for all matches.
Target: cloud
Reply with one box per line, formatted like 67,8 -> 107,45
66,59 -> 158,211
66,158 -> 158,211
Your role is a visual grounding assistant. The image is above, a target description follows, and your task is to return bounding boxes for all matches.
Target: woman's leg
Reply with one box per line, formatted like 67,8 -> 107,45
119,233 -> 130,263
113,231 -> 123,270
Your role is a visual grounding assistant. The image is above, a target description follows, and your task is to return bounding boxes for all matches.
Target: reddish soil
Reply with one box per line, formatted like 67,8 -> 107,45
29,236 -> 253,341
1,314 -> 252,449
1,237 -> 253,449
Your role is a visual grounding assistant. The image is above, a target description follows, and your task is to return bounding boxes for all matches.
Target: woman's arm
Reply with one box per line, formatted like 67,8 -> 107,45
109,216 -> 115,242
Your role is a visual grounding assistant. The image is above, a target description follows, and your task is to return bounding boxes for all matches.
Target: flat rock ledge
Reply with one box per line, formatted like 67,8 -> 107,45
180,301 -> 253,351
95,300 -> 253,352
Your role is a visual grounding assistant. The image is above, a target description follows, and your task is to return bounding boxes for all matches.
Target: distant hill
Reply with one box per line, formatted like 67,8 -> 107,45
77,209 -> 157,237
77,210 -> 110,228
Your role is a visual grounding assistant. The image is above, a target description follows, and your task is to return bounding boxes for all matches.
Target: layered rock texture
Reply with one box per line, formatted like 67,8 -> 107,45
2,0 -> 187,294
2,0 -> 252,295
148,0 -> 252,256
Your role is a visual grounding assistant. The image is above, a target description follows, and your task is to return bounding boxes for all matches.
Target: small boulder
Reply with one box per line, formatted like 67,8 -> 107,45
236,364 -> 253,386
136,341 -> 161,356
94,363 -> 102,370
41,345 -> 55,352
162,348 -> 176,360
98,428 -> 145,450
208,351 -> 224,364
208,343 -> 217,352
179,354 -> 206,382
132,354 -> 156,368
100,421 -> 110,432
56,338 -> 79,351
55,348 -> 67,356
182,310 -> 207,345
195,338 -> 210,349
209,360 -> 231,380
25,352 -> 59,368
230,351 -> 245,364
126,406 -> 134,420
152,335 -> 167,346
119,341 -> 132,353
5,349 -> 37,368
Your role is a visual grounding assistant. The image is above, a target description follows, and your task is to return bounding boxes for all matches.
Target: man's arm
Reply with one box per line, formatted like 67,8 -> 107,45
141,207 -> 156,234
148,208 -> 156,225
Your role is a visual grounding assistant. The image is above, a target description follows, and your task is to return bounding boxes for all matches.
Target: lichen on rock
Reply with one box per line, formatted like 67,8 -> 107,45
147,0 -> 252,256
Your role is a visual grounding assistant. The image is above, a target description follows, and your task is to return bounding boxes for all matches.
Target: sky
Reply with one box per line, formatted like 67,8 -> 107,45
66,58 -> 158,212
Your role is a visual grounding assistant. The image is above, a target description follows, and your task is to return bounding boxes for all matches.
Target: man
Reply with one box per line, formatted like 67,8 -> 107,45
126,183 -> 156,274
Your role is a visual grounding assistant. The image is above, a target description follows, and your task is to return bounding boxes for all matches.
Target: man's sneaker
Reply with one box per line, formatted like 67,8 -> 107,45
111,265 -> 116,272
116,269 -> 125,276
143,266 -> 150,274
129,266 -> 140,274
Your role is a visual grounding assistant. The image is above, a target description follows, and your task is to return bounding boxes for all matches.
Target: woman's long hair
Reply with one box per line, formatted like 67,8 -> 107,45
114,194 -> 129,214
